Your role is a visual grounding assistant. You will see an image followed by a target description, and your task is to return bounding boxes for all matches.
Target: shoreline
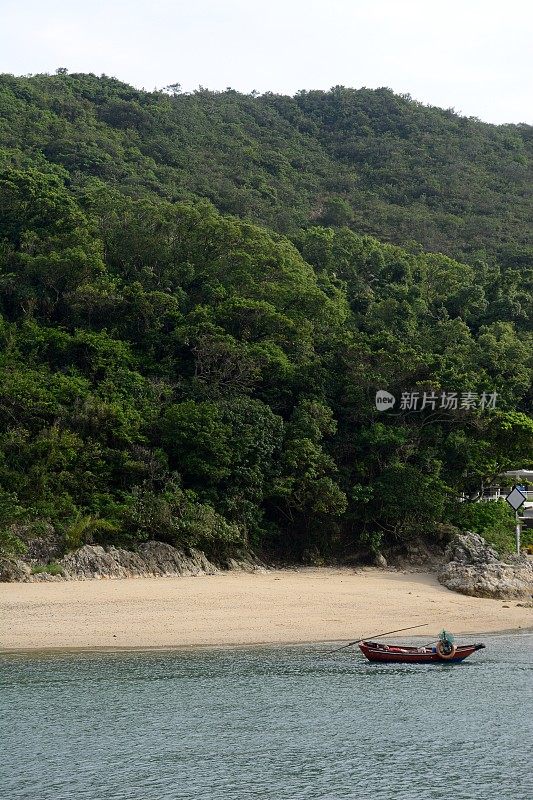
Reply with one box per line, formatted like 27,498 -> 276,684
2,628 -> 533,657
2,567 -> 532,652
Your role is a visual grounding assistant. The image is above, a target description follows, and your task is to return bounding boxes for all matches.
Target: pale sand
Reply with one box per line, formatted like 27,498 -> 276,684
1,568 -> 531,651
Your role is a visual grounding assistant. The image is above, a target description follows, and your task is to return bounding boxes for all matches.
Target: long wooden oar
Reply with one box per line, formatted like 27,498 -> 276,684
326,623 -> 429,654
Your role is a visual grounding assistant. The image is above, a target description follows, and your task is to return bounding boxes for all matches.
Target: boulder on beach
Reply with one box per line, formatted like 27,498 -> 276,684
438,531 -> 533,600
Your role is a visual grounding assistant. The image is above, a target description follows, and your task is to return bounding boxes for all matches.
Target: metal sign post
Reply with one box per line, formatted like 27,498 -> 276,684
505,486 -> 526,555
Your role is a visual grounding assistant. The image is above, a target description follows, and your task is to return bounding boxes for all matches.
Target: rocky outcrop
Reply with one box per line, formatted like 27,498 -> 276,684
27,527 -> 63,562
438,531 -> 533,599
442,530 -> 499,565
9,522 -> 64,563
60,545 -> 130,580
139,542 -> 220,576
219,550 -> 268,573
59,542 -> 220,580
0,540 -> 268,582
0,557 -> 32,582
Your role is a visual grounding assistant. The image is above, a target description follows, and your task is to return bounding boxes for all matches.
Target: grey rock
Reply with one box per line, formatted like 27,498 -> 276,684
58,541 -> 220,580
61,545 -> 129,580
374,553 -> 388,568
443,531 -> 499,566
2,538 -> 266,583
0,557 -> 32,582
31,571 -> 64,582
107,546 -> 147,575
137,542 -> 218,577
438,531 -> 533,599
12,523 -> 63,563
220,549 -> 268,573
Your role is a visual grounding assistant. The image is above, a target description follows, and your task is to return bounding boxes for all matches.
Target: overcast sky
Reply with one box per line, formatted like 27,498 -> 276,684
1,0 -> 532,124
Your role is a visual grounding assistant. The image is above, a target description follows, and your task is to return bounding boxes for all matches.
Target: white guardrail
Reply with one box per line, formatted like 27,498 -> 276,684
480,489 -> 533,502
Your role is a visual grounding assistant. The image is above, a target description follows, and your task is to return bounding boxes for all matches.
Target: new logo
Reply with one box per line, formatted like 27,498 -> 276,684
375,390 -> 396,411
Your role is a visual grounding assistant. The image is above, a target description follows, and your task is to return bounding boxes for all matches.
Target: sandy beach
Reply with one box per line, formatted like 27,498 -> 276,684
1,567 -> 531,651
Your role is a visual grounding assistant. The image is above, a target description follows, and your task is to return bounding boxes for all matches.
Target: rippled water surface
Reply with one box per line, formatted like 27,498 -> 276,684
1,635 -> 532,800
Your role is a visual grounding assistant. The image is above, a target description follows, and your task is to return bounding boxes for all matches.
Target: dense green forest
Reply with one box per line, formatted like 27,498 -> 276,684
0,73 -> 532,561
1,72 -> 532,259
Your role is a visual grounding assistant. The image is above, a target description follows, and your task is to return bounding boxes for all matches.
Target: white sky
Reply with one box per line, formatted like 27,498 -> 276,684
1,0 -> 532,124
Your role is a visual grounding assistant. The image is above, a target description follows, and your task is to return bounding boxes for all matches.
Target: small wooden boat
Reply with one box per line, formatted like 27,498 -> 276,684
359,640 -> 485,664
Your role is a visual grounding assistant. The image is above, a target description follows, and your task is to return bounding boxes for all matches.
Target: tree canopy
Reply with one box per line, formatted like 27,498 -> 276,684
0,74 -> 531,560
1,74 -> 531,260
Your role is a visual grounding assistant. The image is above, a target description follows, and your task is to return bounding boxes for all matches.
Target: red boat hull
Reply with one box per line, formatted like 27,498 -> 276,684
359,641 -> 485,664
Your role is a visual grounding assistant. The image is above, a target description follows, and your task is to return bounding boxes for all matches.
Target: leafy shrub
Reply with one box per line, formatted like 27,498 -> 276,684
450,500 -> 517,555
0,490 -> 26,555
0,528 -> 26,556
118,481 -> 244,556
45,562 -> 64,576
174,501 -> 244,556
62,514 -> 119,551
31,562 -> 64,576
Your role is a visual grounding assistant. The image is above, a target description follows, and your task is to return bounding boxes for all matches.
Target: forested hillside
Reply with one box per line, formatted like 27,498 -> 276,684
0,73 -> 532,562
1,73 -> 532,260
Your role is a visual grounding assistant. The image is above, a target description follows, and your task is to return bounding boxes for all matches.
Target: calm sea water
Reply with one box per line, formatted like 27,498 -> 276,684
1,635 -> 532,800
